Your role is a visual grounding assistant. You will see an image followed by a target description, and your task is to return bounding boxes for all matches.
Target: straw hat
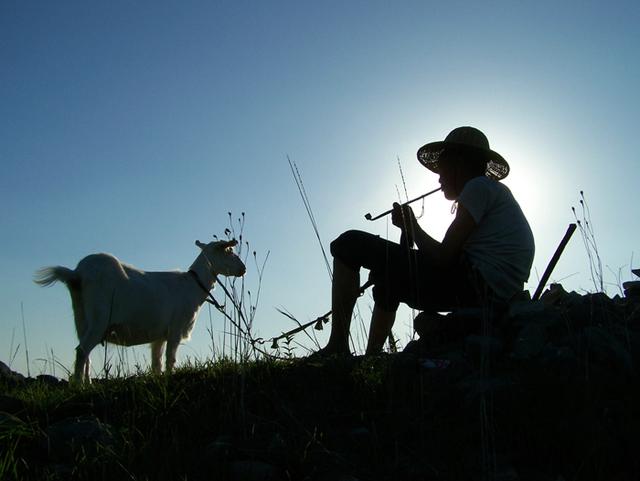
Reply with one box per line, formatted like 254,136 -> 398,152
417,126 -> 510,180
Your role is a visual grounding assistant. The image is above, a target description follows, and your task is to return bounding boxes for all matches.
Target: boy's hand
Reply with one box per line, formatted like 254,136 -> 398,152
392,203 -> 417,247
391,203 -> 417,231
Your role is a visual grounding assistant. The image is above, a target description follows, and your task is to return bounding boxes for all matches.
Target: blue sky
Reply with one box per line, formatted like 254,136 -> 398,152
2,1 -> 639,376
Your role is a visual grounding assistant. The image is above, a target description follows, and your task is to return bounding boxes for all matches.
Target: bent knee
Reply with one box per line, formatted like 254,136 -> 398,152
330,230 -> 373,268
330,230 -> 362,256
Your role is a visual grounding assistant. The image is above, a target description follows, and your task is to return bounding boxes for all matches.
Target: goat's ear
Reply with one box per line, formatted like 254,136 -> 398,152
222,239 -> 238,249
195,240 -> 206,249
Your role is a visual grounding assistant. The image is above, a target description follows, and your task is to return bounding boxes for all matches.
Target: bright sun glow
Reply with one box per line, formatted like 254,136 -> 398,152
364,160 -> 455,242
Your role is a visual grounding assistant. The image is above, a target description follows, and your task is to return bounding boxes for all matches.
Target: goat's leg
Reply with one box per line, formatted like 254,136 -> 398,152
151,340 -> 166,374
75,328 -> 105,384
73,346 -> 89,384
77,289 -> 111,383
84,356 -> 91,383
165,338 -> 180,373
73,342 -> 97,384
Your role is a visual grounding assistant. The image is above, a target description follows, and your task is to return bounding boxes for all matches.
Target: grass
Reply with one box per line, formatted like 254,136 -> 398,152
3,342 -> 639,481
3,357 -> 402,480
0,357 -> 445,480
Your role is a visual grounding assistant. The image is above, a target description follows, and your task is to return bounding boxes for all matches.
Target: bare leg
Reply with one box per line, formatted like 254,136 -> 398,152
324,258 -> 360,354
365,304 -> 396,355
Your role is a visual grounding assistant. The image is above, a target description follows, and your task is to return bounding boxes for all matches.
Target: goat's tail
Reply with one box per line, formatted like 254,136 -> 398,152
34,266 -> 79,287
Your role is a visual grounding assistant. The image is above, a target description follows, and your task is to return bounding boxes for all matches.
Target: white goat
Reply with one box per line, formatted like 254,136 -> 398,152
34,239 -> 246,383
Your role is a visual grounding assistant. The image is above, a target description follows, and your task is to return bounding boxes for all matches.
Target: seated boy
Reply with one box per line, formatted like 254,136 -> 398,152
319,126 -> 535,355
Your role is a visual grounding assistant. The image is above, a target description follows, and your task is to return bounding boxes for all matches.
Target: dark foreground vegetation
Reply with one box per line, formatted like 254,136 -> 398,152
2,284 -> 640,481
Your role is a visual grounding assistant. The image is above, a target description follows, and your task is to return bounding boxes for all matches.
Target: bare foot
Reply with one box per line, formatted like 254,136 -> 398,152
307,345 -> 352,359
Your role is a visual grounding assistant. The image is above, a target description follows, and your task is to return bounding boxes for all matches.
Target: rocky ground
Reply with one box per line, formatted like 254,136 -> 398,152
1,278 -> 640,481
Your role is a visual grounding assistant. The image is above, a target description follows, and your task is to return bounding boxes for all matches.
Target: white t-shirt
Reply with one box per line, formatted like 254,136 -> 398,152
458,176 -> 535,301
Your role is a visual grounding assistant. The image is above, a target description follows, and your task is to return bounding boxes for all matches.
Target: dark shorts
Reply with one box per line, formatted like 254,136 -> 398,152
330,230 -> 490,312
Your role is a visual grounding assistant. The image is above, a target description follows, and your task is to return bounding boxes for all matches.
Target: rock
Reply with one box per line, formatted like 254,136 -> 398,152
0,360 -> 26,387
623,280 -> 640,291
581,326 -> 632,376
623,280 -> 640,298
507,299 -> 567,347
512,323 -> 547,360
509,300 -> 546,317
402,339 -> 427,356
456,375 -> 514,406
419,358 -> 452,369
573,293 -> 624,326
539,284 -> 581,307
538,344 -> 580,379
448,307 -> 506,335
45,415 -> 115,463
464,335 -> 504,362
230,460 -> 281,481
413,311 -> 448,338
514,290 -> 532,301
509,298 -> 563,326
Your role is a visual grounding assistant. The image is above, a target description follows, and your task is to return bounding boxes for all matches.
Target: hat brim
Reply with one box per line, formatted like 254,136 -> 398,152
417,141 -> 510,180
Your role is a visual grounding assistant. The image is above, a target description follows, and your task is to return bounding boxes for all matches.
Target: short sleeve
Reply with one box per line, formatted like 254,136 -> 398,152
458,177 -> 493,224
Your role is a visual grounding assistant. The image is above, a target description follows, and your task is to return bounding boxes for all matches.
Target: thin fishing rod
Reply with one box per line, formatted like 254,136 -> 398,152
270,279 -> 374,349
364,187 -> 442,221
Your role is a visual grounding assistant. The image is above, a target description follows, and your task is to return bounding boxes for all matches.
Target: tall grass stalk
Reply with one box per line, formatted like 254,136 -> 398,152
285,156 -> 377,355
20,302 -> 30,378
207,303 -> 217,359
8,327 -> 19,368
572,191 -> 604,293
287,155 -> 332,280
211,212 -> 271,362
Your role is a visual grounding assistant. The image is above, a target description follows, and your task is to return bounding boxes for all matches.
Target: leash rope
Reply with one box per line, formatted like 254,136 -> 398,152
188,270 -> 276,359
268,279 -> 374,349
189,270 -> 374,357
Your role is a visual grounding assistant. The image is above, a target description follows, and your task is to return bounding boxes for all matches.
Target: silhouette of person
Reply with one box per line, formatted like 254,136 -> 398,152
319,126 -> 535,356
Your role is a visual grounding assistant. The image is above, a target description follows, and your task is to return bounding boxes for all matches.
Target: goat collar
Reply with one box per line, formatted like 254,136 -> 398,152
188,270 -> 223,309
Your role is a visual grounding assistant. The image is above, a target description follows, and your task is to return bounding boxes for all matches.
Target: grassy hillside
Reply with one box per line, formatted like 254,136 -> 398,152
1,356 -> 638,479
2,287 -> 640,480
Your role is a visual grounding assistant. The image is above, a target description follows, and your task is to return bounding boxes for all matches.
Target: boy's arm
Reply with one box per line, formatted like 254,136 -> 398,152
394,203 -> 476,267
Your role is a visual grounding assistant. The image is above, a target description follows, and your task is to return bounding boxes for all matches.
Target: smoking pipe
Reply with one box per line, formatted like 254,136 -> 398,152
364,187 -> 442,221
